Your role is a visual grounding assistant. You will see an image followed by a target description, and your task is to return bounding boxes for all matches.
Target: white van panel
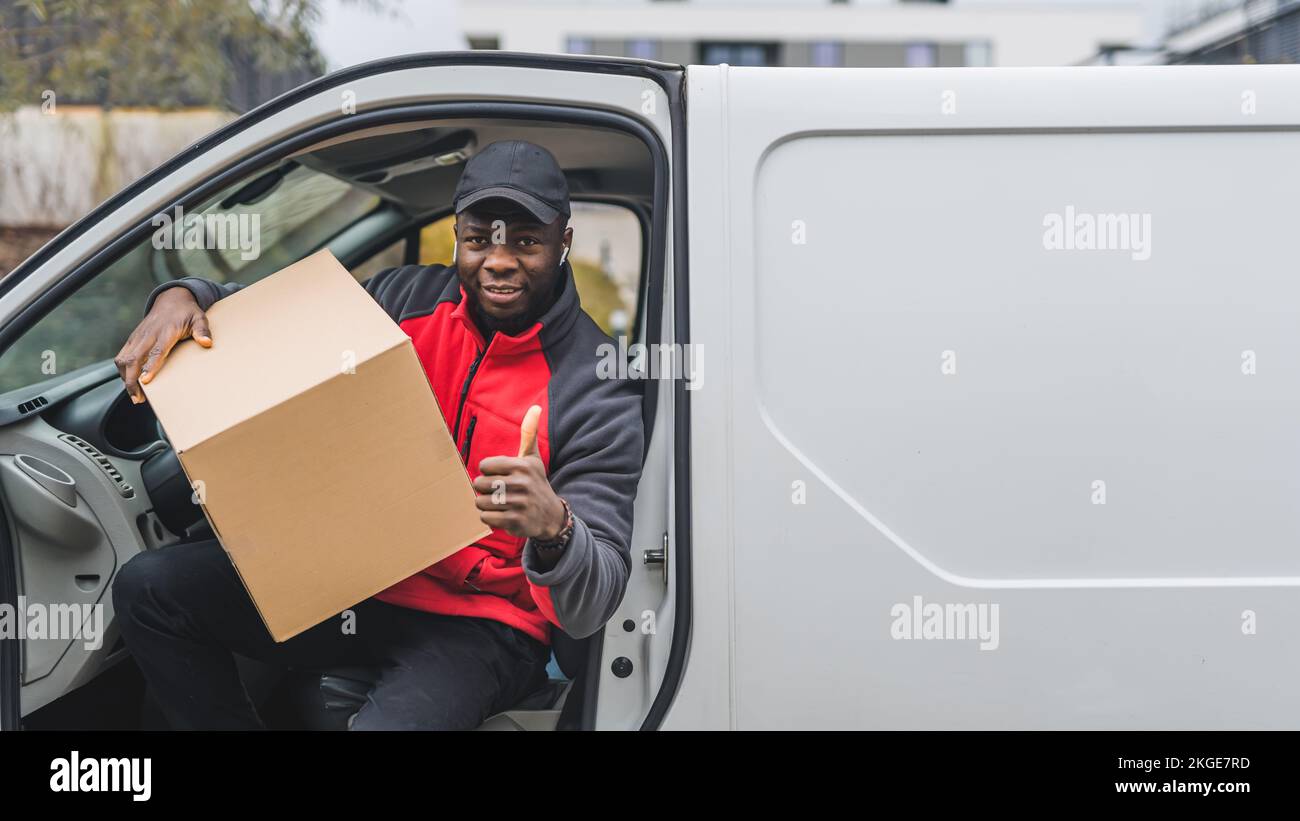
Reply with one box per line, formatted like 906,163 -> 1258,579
682,65 -> 1300,729
756,129 -> 1300,581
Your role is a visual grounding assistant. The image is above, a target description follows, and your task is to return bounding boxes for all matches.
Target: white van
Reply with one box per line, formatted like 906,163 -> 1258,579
2,53 -> 1297,730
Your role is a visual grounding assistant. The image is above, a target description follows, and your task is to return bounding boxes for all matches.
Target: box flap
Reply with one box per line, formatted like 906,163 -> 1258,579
142,249 -> 409,453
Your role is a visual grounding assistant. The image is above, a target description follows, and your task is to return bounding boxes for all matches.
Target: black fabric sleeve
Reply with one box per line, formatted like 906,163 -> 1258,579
142,277 -> 244,315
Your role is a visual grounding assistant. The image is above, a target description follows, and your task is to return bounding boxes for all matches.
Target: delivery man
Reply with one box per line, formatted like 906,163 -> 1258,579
110,140 -> 645,730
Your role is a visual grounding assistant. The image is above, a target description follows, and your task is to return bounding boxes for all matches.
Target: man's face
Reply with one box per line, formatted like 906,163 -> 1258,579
455,205 -> 572,334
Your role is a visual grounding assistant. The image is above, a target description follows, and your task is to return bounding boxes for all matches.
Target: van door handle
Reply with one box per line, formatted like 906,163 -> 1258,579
643,532 -> 669,587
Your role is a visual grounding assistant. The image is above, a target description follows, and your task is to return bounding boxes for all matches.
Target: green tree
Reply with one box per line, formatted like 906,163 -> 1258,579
0,0 -> 388,112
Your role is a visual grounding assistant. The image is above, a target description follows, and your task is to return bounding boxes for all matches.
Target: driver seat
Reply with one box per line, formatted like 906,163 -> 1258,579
311,666 -> 570,730
273,630 -> 594,731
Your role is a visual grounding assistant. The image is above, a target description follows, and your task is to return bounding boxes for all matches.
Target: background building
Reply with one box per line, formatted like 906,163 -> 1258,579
459,0 -> 1145,68
1165,0 -> 1300,63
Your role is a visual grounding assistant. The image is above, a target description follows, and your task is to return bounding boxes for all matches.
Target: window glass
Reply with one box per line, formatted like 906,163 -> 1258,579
0,163 -> 377,394
700,41 -> 776,67
0,180 -> 641,396
965,41 -> 992,67
905,42 -> 938,67
626,39 -> 659,61
351,237 -> 406,282
0,242 -> 157,394
566,37 -> 594,55
810,41 -> 844,68
161,164 -> 378,285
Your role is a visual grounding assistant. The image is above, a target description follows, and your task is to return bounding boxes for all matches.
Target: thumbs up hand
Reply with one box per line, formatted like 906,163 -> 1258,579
517,403 -> 541,459
473,405 -> 568,541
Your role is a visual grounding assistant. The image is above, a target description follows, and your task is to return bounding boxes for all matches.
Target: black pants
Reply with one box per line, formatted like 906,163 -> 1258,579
112,539 -> 551,730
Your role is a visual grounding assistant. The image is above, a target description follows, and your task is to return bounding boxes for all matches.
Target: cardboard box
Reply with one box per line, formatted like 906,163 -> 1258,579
142,249 -> 490,641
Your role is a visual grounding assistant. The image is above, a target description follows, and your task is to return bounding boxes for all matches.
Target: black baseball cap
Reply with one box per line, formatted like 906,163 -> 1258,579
453,140 -> 570,224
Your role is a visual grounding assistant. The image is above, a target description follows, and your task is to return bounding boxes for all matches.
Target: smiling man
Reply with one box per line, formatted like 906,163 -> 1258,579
110,140 -> 645,730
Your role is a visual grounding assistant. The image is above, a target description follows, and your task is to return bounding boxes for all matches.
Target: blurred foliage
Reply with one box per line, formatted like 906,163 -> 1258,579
0,0 -> 392,111
418,216 -> 455,266
570,256 -> 625,337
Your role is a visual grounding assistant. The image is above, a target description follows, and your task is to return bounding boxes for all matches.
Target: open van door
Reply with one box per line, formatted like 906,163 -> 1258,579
0,53 -> 683,730
680,64 -> 1300,729
1,495 -> 17,730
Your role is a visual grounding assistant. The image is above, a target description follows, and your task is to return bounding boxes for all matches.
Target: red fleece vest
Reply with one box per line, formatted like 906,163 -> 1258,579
371,288 -> 559,644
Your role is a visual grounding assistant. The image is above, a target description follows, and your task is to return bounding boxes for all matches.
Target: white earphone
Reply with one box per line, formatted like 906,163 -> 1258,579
560,246 -> 569,265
